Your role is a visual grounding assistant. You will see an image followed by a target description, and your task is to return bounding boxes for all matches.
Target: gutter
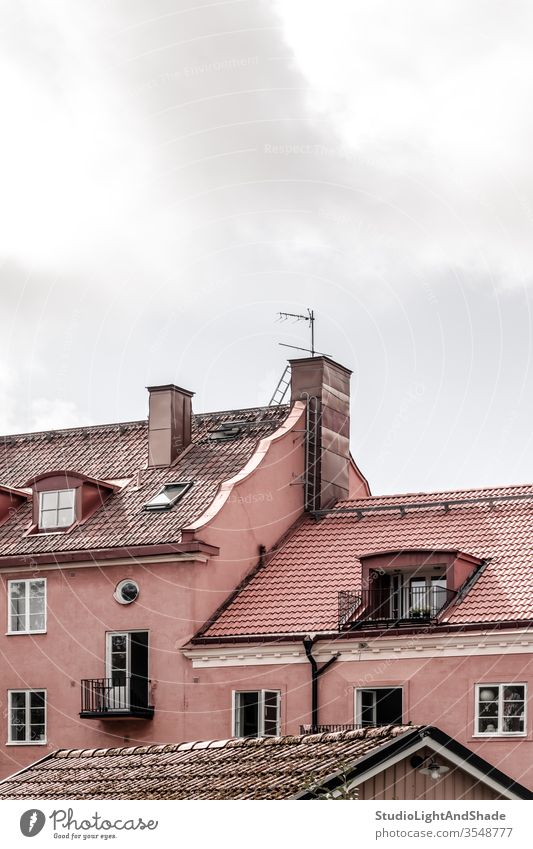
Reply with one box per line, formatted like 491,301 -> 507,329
303,635 -> 340,730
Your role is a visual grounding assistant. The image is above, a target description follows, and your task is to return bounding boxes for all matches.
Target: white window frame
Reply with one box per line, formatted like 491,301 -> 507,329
38,488 -> 76,530
354,686 -> 404,727
474,683 -> 527,737
232,690 -> 281,738
7,578 -> 47,634
7,689 -> 47,745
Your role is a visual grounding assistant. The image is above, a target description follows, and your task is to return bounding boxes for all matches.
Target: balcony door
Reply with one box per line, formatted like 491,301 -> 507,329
389,575 -> 446,619
106,631 -> 149,711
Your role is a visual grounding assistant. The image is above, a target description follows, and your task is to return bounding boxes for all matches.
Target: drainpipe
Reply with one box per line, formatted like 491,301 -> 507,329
303,636 -> 340,731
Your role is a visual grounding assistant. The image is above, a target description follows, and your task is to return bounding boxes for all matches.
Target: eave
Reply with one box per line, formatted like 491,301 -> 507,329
0,539 -> 220,569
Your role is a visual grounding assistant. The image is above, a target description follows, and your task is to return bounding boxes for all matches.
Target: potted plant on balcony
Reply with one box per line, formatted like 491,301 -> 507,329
410,607 -> 431,618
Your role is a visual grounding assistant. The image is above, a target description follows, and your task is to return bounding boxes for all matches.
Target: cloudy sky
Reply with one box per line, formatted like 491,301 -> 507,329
1,0 -> 532,494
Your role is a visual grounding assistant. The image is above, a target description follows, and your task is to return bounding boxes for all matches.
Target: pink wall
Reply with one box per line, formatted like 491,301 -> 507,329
184,651 -> 533,790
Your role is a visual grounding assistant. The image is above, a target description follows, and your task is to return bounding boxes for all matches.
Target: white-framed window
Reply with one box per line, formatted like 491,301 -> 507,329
8,579 -> 46,633
475,683 -> 527,736
354,687 -> 403,727
232,690 -> 280,738
8,690 -> 46,744
39,489 -> 76,529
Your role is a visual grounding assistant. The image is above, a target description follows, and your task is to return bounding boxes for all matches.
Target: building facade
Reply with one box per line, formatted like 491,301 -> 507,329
1,354 -> 531,795
0,358 -> 367,781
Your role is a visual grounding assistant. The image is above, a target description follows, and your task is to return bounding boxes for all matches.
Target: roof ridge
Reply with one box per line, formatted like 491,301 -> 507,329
1,420 -> 147,441
53,724 -> 419,759
0,404 -> 289,442
340,483 -> 533,505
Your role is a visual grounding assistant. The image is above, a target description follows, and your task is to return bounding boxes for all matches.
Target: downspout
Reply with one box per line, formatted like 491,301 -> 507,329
303,636 -> 340,731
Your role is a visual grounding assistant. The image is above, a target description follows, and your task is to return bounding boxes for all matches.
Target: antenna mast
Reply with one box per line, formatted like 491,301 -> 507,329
278,308 -> 329,357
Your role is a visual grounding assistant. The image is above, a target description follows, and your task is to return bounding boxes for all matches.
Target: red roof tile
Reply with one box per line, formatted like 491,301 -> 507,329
0,725 -> 416,799
201,485 -> 533,635
0,406 -> 289,558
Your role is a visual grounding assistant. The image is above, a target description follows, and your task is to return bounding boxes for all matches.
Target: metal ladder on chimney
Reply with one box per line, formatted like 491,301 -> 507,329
268,365 -> 291,406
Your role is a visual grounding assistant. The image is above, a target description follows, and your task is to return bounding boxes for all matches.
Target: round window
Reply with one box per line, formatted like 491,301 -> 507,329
114,579 -> 140,605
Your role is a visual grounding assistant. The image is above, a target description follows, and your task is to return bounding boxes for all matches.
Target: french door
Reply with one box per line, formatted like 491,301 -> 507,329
106,631 -> 149,711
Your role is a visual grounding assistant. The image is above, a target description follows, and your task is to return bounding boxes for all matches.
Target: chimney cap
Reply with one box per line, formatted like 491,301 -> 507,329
288,355 -> 352,376
146,384 -> 195,397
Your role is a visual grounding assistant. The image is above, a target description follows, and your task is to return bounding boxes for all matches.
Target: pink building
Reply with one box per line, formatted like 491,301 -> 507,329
1,355 -> 532,794
0,359 -> 367,781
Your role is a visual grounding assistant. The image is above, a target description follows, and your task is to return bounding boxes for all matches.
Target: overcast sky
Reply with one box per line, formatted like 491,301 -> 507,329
1,0 -> 532,494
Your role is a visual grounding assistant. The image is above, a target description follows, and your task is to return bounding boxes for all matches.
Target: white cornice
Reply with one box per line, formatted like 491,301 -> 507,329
0,553 -> 209,574
183,628 -> 533,668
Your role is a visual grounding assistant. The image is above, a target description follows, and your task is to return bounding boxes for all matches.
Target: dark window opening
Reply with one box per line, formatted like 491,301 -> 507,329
234,690 -> 280,737
357,687 -> 403,726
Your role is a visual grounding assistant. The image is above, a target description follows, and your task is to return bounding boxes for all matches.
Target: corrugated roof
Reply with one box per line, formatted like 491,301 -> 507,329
0,406 -> 289,557
200,484 -> 533,635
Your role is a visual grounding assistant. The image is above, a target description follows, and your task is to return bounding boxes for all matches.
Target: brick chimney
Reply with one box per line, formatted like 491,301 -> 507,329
289,356 -> 351,510
147,384 -> 194,468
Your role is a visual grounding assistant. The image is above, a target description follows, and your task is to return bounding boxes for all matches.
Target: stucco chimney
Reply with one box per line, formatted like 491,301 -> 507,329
147,384 -> 194,468
289,356 -> 351,510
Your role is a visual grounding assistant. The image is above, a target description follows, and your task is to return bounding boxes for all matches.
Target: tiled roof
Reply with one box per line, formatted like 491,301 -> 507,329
200,485 -> 533,635
0,406 -> 288,558
0,725 -> 415,799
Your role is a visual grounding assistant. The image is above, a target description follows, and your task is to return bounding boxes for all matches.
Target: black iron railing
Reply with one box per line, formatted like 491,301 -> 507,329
80,676 -> 153,719
338,586 -> 456,630
300,723 -> 362,735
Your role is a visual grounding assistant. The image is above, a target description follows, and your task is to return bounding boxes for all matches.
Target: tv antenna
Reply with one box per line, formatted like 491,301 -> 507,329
277,308 -> 330,357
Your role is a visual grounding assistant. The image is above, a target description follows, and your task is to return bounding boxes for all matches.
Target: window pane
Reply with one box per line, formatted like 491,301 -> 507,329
10,593 -> 26,631
58,489 -> 75,508
263,692 -> 279,736
30,724 -> 45,742
30,708 -> 45,725
30,692 -> 45,708
57,508 -> 74,527
478,686 -> 499,733
111,635 -> 127,653
503,686 -> 525,732
30,597 -> 45,615
40,491 -> 59,510
40,510 -> 58,529
10,692 -> 26,709
29,613 -> 45,631
11,717 -> 27,742
9,581 -> 25,600
10,693 -> 27,742
360,690 -> 376,726
29,581 -> 45,598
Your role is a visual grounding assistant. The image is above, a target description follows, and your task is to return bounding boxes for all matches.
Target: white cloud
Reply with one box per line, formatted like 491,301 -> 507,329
274,0 -> 533,286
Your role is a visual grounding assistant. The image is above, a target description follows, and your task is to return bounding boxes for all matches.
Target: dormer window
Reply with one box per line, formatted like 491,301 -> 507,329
25,471 -> 119,535
39,489 -> 76,529
143,482 -> 192,511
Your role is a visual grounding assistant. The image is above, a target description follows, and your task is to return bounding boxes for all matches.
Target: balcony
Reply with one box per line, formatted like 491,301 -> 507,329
338,586 -> 456,630
80,676 -> 154,720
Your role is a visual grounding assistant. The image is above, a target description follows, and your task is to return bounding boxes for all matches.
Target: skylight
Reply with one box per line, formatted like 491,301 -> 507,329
207,422 -> 242,441
143,482 -> 192,511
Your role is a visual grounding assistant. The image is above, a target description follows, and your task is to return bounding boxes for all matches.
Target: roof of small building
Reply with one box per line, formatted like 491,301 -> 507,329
0,405 -> 289,559
1,725 -> 530,800
198,484 -> 533,636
